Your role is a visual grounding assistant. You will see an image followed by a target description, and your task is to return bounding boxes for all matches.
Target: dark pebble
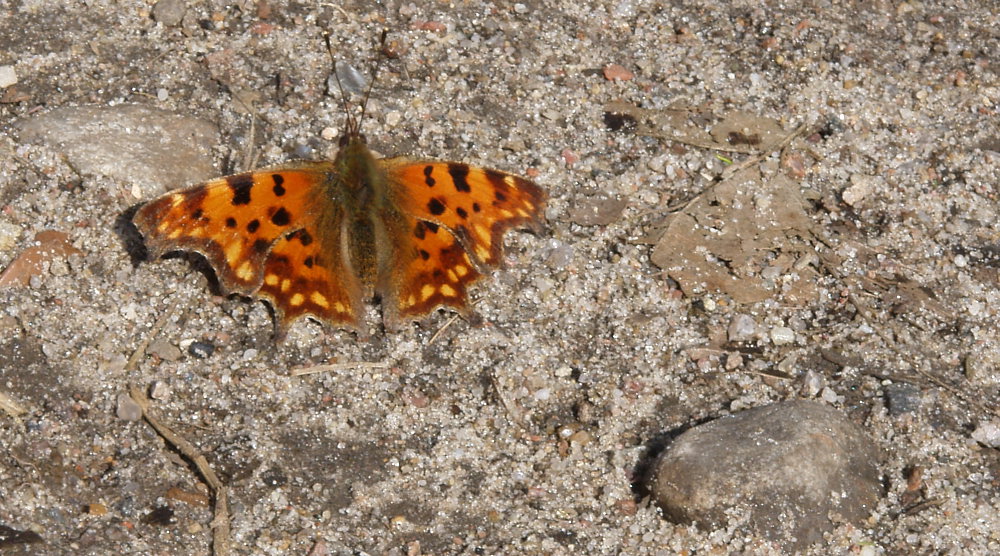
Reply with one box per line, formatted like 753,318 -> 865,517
188,341 -> 215,359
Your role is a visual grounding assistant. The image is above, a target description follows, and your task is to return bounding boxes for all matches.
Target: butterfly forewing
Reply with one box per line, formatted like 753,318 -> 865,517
134,162 -> 365,330
380,160 -> 547,267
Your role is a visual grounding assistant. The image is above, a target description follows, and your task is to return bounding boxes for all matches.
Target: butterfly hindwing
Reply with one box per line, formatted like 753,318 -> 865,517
377,210 -> 484,324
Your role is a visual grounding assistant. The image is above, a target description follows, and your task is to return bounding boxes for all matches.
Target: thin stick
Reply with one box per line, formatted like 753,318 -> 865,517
291,361 -> 390,376
129,386 -> 232,556
427,314 -> 460,345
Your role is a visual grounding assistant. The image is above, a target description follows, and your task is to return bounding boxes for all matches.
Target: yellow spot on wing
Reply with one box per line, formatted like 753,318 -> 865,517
168,228 -> 182,239
170,194 -> 184,206
454,265 -> 469,277
420,284 -> 434,301
447,269 -> 458,282
235,261 -> 252,281
499,209 -> 514,218
280,279 -> 291,293
264,274 -> 279,286
225,242 -> 242,264
334,301 -> 346,314
440,284 -> 456,297
475,245 -> 489,261
289,293 -> 304,306
310,291 -> 329,308
474,224 -> 491,245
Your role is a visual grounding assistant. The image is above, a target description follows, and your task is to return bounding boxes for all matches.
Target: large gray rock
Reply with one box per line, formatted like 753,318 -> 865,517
650,400 -> 881,549
16,104 -> 218,196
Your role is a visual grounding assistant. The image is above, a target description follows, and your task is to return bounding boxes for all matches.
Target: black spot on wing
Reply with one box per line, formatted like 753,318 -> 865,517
272,174 -> 286,196
247,219 -> 260,233
423,165 -> 436,187
225,217 -> 237,228
456,207 -> 468,219
228,174 -> 254,205
414,221 -> 426,240
252,239 -> 269,253
427,198 -> 446,216
448,163 -> 471,193
271,207 -> 290,226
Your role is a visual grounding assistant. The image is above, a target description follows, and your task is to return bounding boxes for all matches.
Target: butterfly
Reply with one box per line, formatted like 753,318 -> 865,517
132,47 -> 546,337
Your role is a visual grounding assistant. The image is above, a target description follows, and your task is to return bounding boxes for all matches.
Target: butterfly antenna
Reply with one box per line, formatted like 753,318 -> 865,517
325,33 -> 357,135
357,29 -> 388,130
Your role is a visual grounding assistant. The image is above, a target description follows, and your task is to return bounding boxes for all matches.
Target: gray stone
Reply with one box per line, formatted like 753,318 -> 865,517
115,393 -> 142,421
16,104 -> 218,197
151,0 -> 187,27
727,313 -> 756,342
649,400 -> 881,550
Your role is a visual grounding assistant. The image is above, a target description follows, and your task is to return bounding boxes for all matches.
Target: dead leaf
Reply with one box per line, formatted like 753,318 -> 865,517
603,102 -> 784,154
710,111 -> 785,151
0,230 -> 82,288
651,167 -> 817,304
568,195 -> 628,226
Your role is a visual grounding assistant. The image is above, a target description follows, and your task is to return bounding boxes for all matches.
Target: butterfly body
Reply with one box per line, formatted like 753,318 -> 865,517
133,128 -> 546,335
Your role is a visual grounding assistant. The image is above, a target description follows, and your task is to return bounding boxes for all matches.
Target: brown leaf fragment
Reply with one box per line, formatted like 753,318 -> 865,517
651,167 -> 817,305
568,196 -> 628,226
0,230 -> 82,288
710,112 -> 786,152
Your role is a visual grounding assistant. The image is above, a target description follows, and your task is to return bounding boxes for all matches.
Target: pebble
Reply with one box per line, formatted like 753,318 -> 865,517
188,341 -> 215,359
649,400 -> 880,550
151,0 -> 187,26
603,64 -> 635,81
884,382 -> 922,416
770,326 -> 795,345
147,338 -> 182,362
964,351 -> 998,383
971,420 -> 1000,448
0,65 -> 17,88
116,393 -> 143,421
727,314 -> 757,342
842,174 -> 874,206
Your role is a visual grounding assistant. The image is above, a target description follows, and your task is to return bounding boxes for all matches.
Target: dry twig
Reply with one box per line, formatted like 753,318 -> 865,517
129,386 -> 232,556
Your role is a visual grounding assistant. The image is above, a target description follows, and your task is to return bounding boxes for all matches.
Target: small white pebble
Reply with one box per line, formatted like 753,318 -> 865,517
384,110 -> 402,127
320,127 -> 338,141
954,254 -> 967,268
157,88 -> 169,101
0,65 -> 16,88
770,326 -> 795,345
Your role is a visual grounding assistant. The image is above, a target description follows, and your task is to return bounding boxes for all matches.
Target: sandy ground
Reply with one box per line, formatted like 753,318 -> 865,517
1,1 -> 999,554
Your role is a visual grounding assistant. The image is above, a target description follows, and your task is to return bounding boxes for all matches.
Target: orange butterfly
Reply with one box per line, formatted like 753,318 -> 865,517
133,48 -> 546,336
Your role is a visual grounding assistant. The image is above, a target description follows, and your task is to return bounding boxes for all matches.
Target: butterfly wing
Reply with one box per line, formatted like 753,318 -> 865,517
376,159 -> 546,322
133,162 -> 364,332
